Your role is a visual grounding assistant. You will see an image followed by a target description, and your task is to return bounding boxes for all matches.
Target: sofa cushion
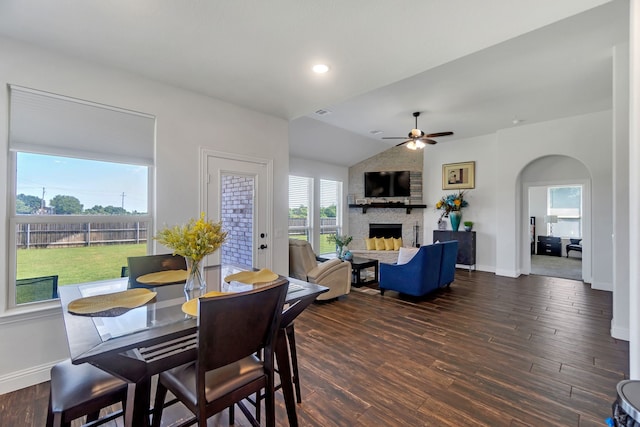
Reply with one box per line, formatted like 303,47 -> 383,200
397,247 -> 420,265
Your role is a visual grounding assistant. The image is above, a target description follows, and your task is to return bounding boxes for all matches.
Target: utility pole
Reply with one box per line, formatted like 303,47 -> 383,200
121,192 -> 126,210
41,187 -> 45,212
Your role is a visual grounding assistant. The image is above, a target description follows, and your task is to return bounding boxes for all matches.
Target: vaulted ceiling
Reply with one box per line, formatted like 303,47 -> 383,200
0,0 -> 628,166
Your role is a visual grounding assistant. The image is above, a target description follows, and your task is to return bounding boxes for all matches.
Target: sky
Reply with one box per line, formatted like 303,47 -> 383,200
17,153 -> 148,213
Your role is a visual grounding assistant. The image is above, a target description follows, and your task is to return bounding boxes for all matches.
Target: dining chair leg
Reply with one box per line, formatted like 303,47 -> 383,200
151,383 -> 168,427
285,323 -> 302,403
254,391 -> 261,422
229,404 -> 235,425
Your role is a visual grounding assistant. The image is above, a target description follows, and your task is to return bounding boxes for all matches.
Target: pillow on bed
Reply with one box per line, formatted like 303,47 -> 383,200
397,247 -> 419,265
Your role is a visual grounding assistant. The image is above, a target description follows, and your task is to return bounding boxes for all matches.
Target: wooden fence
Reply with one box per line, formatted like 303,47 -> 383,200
17,218 -> 336,249
16,222 -> 148,249
288,218 -> 338,237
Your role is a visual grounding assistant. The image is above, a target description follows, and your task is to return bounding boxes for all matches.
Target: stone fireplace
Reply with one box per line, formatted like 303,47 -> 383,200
369,223 -> 402,238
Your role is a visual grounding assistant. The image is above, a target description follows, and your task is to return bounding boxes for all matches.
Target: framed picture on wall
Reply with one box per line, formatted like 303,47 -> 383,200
442,161 -> 475,190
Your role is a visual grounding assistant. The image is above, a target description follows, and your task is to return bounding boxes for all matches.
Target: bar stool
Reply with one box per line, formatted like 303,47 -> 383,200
46,359 -> 127,427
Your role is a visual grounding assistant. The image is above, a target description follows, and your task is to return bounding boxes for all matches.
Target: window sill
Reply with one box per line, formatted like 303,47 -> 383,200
0,301 -> 62,324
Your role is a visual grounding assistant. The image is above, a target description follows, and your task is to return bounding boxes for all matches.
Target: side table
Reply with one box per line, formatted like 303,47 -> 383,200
349,257 -> 379,287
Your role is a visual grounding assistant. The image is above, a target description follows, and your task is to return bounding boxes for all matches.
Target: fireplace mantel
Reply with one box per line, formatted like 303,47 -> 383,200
349,203 -> 426,214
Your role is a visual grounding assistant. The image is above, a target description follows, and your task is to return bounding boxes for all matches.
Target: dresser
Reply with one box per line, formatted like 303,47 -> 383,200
433,230 -> 476,271
536,235 -> 561,257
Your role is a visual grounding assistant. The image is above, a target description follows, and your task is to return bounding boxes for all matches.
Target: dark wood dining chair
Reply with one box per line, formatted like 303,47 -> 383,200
151,280 -> 288,427
252,294 -> 314,422
127,253 -> 186,288
46,359 -> 127,427
15,275 -> 59,304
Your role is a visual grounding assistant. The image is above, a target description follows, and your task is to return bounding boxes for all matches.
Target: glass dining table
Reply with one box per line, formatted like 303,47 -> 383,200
57,264 -> 328,427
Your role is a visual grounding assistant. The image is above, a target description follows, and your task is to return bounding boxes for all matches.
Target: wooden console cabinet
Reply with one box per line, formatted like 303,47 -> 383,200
433,230 -> 476,271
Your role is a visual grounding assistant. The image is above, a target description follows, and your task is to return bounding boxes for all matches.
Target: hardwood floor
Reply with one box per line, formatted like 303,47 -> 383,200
0,271 -> 628,426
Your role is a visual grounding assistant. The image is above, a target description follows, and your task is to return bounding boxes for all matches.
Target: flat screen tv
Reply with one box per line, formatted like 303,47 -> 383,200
364,171 -> 410,198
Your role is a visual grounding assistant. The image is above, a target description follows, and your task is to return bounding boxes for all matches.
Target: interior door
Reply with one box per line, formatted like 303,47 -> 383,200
205,152 -> 271,269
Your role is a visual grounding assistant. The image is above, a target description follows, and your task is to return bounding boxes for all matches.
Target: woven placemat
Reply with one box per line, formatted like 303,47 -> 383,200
224,268 -> 278,284
68,288 -> 157,317
136,269 -> 188,285
181,291 -> 229,317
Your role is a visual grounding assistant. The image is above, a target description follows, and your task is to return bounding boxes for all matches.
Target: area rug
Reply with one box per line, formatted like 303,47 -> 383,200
531,254 -> 582,281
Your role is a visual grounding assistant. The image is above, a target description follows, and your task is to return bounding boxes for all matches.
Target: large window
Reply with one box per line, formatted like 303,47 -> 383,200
319,179 -> 343,254
288,175 -> 312,241
547,185 -> 582,238
8,86 -> 154,307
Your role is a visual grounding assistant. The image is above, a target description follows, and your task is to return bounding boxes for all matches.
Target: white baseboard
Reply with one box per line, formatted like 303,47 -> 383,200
591,280 -> 613,292
495,268 -> 519,278
611,322 -> 630,341
0,359 -> 62,395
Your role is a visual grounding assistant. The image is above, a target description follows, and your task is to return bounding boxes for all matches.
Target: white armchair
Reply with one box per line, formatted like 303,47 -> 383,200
288,239 -> 351,300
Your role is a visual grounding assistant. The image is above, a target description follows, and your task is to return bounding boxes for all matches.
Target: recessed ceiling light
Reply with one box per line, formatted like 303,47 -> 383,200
314,109 -> 332,116
312,64 -> 330,74
370,130 -> 383,135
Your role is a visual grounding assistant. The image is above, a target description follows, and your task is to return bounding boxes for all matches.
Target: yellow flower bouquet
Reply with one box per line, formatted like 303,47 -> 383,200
155,213 -> 227,261
155,213 -> 227,297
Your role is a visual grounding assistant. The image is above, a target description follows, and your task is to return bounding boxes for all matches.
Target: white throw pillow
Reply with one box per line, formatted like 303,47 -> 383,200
396,247 -> 420,265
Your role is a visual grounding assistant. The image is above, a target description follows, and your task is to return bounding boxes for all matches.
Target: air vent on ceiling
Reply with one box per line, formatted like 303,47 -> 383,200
369,130 -> 383,135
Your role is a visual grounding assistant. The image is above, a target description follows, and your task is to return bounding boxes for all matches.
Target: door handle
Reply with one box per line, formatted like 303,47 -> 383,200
259,244 -> 268,250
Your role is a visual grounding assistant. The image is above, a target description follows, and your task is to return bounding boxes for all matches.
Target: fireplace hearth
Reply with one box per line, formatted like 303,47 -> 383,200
369,223 -> 402,239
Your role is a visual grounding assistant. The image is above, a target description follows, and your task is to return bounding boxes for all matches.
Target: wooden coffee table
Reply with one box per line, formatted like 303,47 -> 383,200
349,256 -> 379,287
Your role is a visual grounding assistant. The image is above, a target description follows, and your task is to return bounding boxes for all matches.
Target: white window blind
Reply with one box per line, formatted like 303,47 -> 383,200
288,175 -> 312,240
9,85 -> 155,166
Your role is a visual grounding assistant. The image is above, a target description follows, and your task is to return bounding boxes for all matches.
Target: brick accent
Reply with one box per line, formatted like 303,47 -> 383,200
221,174 -> 253,266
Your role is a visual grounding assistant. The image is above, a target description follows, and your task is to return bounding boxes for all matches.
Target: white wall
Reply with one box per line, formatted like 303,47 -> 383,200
628,0 -> 640,378
424,133 -> 499,272
612,42 -> 631,341
423,111 -> 613,285
529,186 -> 547,235
0,37 -> 289,392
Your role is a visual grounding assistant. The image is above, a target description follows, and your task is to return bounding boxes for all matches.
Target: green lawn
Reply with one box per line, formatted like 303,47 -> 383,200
289,233 -> 335,255
16,236 -> 338,304
17,243 -> 147,286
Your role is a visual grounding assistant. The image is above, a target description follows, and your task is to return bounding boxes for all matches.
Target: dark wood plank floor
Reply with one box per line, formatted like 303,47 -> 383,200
0,271 -> 628,426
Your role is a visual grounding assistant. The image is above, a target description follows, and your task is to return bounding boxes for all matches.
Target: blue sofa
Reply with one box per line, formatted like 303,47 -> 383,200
379,241 -> 459,297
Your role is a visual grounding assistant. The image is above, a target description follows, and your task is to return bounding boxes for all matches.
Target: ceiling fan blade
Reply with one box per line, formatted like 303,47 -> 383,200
425,139 -> 438,145
425,131 -> 454,138
394,140 -> 410,147
382,136 -> 408,140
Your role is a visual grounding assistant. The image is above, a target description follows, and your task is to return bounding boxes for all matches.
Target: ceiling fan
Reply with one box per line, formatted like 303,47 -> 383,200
383,112 -> 454,150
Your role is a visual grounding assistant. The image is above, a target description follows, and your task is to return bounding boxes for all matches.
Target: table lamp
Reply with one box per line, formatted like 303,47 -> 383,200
544,215 -> 558,236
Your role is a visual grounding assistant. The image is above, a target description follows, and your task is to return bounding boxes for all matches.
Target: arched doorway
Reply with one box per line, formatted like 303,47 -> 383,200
519,155 -> 592,283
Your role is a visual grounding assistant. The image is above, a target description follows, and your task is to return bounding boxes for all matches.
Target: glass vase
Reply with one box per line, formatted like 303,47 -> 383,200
449,211 -> 462,232
184,257 -> 206,300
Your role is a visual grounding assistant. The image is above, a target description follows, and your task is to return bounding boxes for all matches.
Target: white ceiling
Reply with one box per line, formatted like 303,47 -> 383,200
0,0 -> 629,166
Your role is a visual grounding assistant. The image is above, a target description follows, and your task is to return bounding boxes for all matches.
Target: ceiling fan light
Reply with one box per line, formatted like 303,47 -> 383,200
415,140 -> 426,149
406,141 -> 417,150
410,128 -> 422,138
